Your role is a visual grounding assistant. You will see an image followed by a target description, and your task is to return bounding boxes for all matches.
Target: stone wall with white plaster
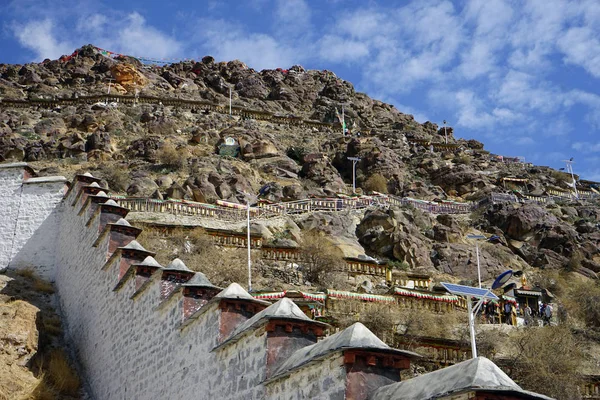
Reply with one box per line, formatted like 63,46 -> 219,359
0,164 -> 66,279
265,352 -> 347,400
54,180 -> 273,400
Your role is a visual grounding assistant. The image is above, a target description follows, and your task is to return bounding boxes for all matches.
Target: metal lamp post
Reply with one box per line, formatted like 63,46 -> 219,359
562,158 -> 579,199
240,191 -> 257,292
443,270 -> 518,358
347,157 -> 361,194
466,234 -> 487,288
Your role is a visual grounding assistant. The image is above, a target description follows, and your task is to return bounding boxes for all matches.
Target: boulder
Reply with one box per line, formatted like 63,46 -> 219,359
110,63 -> 148,92
86,131 -> 112,152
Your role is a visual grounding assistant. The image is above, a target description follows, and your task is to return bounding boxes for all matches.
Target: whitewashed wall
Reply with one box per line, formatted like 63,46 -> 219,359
0,164 -> 66,279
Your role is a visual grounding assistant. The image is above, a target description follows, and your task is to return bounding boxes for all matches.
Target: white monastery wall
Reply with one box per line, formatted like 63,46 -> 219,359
0,164 -> 66,279
266,352 -> 347,400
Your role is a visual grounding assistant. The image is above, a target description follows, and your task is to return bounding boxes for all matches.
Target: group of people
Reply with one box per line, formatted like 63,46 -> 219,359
483,301 -> 553,326
523,302 -> 553,326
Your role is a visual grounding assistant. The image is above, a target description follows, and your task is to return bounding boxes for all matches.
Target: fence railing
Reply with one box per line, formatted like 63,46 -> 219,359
111,186 -> 600,223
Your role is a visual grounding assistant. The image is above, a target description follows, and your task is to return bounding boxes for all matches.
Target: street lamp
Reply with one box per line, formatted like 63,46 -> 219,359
562,158 -> 579,199
443,120 -> 448,144
466,234 -> 487,288
239,191 -> 257,292
347,157 -> 361,194
229,85 -> 233,116
442,269 -> 520,358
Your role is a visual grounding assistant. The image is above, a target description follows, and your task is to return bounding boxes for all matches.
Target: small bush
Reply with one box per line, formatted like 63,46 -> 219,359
364,173 -> 388,193
45,349 -> 80,397
32,279 -> 55,294
505,326 -> 584,400
100,165 -> 130,192
388,260 -> 410,271
299,231 -> 346,288
157,144 -> 188,170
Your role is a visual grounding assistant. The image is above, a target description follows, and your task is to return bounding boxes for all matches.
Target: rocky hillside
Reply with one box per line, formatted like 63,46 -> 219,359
1,44 -> 599,277
2,44 -> 600,399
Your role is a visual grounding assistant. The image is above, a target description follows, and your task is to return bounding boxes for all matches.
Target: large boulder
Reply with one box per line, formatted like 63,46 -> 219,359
110,63 -> 148,92
356,208 -> 434,269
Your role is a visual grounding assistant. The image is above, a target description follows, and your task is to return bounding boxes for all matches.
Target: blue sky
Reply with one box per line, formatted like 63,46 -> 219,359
2,0 -> 600,180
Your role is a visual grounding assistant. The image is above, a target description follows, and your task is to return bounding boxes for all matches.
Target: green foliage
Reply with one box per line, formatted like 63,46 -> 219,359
388,260 -> 410,271
364,173 -> 388,193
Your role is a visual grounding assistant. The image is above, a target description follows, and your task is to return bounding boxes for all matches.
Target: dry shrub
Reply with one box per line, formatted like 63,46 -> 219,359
157,143 -> 188,170
564,278 -> 600,329
32,279 -> 54,294
16,267 -> 36,280
330,300 -> 400,343
299,231 -> 346,288
99,164 -> 130,192
42,314 -> 62,337
182,248 -> 249,287
399,307 -> 467,341
504,326 -> 584,400
19,378 -> 58,400
364,173 -> 388,193
45,349 -> 80,397
138,227 -> 252,287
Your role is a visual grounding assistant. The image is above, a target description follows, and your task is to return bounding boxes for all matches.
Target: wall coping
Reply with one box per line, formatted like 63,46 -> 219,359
23,176 -> 68,184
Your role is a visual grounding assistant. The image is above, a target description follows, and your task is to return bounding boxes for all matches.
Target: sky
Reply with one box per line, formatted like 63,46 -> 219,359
1,0 -> 600,180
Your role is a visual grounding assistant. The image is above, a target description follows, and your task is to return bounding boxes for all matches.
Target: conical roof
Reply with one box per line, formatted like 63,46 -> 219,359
114,218 -> 131,226
219,298 -> 328,348
133,256 -> 162,269
94,191 -> 109,198
120,240 -> 149,252
371,356 -> 554,400
103,199 -> 120,207
182,272 -> 220,289
270,322 -> 420,381
163,258 -> 192,272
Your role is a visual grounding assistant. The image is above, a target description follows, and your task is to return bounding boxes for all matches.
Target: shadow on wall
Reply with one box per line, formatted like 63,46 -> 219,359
10,206 -> 62,281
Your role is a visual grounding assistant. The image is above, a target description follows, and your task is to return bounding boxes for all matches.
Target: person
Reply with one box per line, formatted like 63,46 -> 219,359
543,303 -> 553,325
524,304 -> 532,326
485,301 -> 497,324
504,302 -> 513,325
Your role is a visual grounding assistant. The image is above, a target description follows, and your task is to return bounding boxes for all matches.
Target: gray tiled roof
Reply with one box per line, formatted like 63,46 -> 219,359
218,298 -> 328,349
268,322 -> 420,381
182,272 -> 221,289
371,356 -> 554,400
163,258 -> 192,272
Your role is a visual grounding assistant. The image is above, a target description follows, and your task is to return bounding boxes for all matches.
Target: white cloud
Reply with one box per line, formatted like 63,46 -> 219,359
196,19 -> 299,70
11,11 -> 182,61
12,18 -> 73,60
515,136 -> 535,145
112,12 -> 182,59
557,27 -> 600,78
275,0 -> 311,36
318,35 -> 370,63
572,142 -> 600,154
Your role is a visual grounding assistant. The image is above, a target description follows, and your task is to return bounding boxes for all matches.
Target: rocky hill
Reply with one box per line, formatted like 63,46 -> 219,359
1,45 -> 600,399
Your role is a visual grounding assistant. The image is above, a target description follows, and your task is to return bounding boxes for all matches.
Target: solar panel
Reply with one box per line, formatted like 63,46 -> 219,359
466,234 -> 487,240
441,282 -> 499,300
